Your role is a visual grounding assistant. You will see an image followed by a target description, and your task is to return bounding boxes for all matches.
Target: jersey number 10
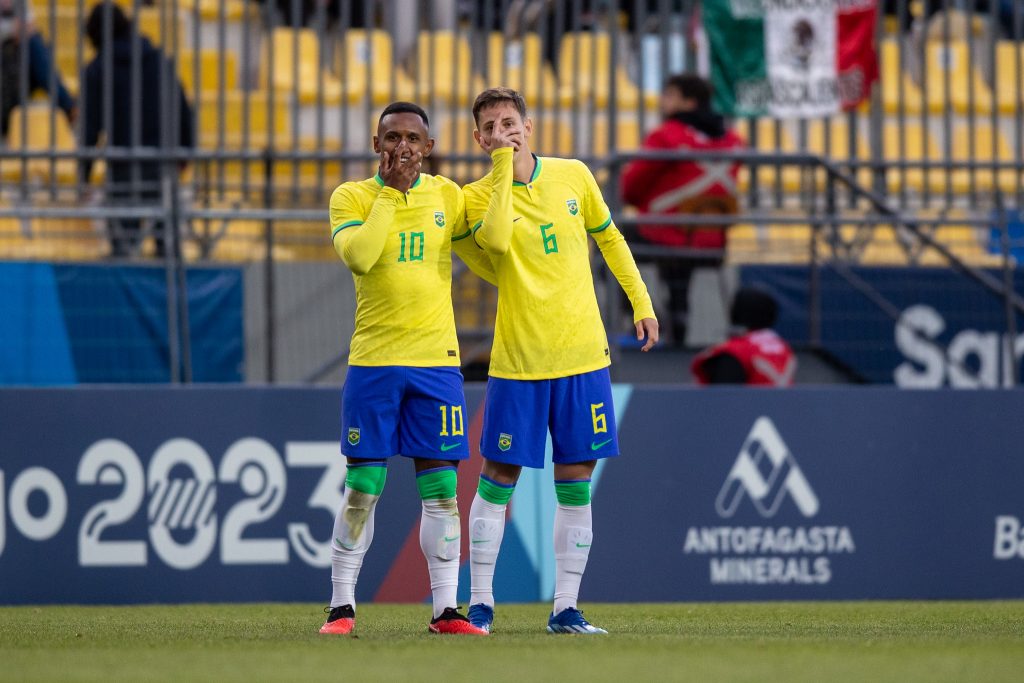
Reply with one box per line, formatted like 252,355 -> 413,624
398,231 -> 425,262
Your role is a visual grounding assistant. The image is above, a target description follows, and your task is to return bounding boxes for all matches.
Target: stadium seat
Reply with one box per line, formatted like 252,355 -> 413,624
947,124 -> 1016,194
178,49 -> 239,98
136,7 -> 186,51
196,91 -> 291,149
995,42 -> 1024,114
0,105 -> 79,185
882,122 -> 940,193
414,31 -> 484,106
923,42 -> 993,114
805,117 -> 872,188
486,33 -> 559,108
430,111 -> 484,184
860,225 -> 908,265
557,32 -> 640,109
735,118 -> 801,192
335,29 -> 414,104
176,0 -> 248,22
261,28 -> 346,105
725,223 -> 760,263
590,115 -> 640,157
880,40 -> 923,114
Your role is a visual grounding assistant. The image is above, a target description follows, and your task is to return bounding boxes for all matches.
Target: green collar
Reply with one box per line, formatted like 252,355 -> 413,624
512,155 -> 541,187
374,173 -> 422,189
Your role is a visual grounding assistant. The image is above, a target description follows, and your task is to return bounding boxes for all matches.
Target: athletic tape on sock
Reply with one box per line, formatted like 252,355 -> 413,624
477,474 -> 515,505
416,466 -> 457,500
345,462 -> 387,496
554,479 -> 591,506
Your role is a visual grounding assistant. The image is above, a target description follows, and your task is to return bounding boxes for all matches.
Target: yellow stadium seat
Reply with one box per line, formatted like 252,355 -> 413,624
414,31 -> 484,105
534,114 -> 575,157
923,42 -> 993,114
0,105 -> 79,184
335,29 -> 414,104
861,225 -> 908,265
947,124 -> 1016,194
176,0 -> 247,22
196,91 -> 291,149
995,42 -> 1024,114
591,116 -> 640,158
725,223 -> 761,264
486,33 -> 559,107
136,7 -> 186,51
805,118 -> 872,188
261,28 -> 346,105
880,40 -> 923,114
882,122 -> 941,193
178,49 -> 239,97
765,224 -> 812,263
558,32 -> 640,109
735,118 -> 801,192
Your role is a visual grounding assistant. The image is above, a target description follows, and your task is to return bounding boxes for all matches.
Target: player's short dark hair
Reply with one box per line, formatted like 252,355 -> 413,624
664,73 -> 713,111
730,287 -> 778,331
86,1 -> 132,50
378,101 -> 429,127
472,87 -> 527,126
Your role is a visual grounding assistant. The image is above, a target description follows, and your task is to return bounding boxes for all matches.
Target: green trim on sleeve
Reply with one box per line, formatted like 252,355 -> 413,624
471,220 -> 484,233
451,228 -> 473,242
586,216 -> 612,234
332,221 -> 363,239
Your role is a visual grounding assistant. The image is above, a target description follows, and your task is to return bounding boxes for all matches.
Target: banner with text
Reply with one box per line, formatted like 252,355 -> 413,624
0,387 -> 1022,604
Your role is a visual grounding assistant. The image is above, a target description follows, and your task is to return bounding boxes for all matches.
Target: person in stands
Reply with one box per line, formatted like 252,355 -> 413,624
691,287 -> 795,386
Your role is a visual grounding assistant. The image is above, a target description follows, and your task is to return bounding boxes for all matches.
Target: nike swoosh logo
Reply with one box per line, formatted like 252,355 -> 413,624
440,442 -> 460,452
513,217 -> 522,222
471,539 -> 490,544
591,439 -> 612,451
443,535 -> 460,543
335,537 -> 356,551
575,543 -> 592,548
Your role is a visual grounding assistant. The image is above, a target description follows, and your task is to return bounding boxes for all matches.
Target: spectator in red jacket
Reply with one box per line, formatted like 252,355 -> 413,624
621,73 -> 744,347
692,287 -> 796,386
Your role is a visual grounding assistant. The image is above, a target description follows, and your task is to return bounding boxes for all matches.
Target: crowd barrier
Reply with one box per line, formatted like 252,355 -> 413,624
1,385 -> 1022,605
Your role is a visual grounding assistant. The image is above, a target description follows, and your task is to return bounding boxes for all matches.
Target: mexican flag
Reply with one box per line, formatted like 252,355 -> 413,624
703,0 -> 878,118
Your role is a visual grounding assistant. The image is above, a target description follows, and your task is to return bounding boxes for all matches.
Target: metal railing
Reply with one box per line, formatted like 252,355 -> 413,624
0,0 -> 1022,384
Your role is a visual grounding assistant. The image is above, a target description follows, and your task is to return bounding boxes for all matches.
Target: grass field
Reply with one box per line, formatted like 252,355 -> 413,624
2,601 -> 1023,682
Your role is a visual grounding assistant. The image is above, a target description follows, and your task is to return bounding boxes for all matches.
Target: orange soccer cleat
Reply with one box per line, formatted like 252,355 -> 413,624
428,607 -> 489,636
319,605 -> 356,635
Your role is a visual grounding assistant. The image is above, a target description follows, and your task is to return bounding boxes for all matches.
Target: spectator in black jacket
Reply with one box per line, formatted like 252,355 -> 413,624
79,1 -> 194,258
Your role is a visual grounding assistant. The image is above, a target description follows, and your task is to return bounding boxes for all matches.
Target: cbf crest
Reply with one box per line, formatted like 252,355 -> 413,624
498,432 -> 512,452
434,211 -> 446,227
347,427 -> 361,446
566,199 -> 579,216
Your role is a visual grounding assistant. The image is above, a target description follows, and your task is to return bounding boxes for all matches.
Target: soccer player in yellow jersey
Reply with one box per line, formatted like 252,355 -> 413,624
319,102 -> 493,637
463,88 -> 659,634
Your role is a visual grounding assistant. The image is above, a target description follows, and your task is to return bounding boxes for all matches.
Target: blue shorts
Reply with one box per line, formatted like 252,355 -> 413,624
341,366 -> 470,460
480,367 -> 619,469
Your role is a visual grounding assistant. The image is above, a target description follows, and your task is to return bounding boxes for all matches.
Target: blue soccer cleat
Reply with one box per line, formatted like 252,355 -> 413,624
467,603 -> 494,634
547,607 -> 607,634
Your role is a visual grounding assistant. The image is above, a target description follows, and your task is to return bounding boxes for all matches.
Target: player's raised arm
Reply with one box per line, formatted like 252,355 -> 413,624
330,130 -> 424,275
470,124 -> 520,256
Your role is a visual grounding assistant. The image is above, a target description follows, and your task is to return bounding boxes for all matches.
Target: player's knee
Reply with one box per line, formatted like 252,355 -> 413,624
416,466 -> 457,501
554,479 -> 591,507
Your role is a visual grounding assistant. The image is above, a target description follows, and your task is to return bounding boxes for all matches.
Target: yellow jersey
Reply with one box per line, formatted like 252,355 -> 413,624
464,149 -> 655,380
329,172 -> 493,367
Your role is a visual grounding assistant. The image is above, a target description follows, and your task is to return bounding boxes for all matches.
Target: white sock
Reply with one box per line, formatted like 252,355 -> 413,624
469,493 -> 507,608
329,487 -> 380,609
420,497 -> 461,618
553,503 -> 593,615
